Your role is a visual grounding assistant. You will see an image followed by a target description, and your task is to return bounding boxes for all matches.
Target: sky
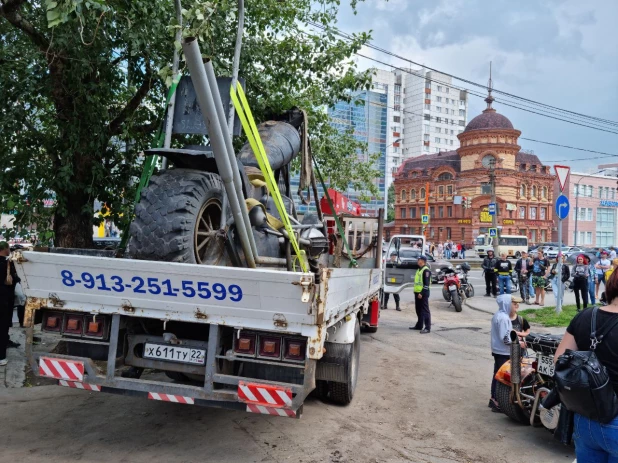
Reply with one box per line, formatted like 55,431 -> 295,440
334,0 -> 618,173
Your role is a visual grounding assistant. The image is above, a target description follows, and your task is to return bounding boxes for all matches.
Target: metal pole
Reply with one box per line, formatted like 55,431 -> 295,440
182,37 -> 256,268
227,0 -> 244,136
203,59 -> 258,260
161,0 -> 183,170
491,163 -> 497,229
556,217 -> 563,314
574,184 -> 580,246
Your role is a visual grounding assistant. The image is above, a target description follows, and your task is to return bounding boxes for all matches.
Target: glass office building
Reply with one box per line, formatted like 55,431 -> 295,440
291,89 -> 387,217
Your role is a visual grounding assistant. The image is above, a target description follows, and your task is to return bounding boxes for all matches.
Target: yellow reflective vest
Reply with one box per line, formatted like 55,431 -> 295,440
414,265 -> 429,293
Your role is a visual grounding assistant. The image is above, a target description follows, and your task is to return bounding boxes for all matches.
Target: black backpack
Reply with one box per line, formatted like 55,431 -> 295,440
554,307 -> 618,423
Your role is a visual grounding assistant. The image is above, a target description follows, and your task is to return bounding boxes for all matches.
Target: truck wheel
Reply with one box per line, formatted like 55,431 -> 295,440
451,290 -> 463,312
129,169 -> 227,264
328,321 -> 360,405
495,381 -> 529,424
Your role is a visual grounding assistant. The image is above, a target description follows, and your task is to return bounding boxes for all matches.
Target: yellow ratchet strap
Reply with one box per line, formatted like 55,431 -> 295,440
230,84 -> 308,272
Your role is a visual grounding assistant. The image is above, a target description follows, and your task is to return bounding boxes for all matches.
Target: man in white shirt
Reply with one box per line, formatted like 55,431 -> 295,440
610,247 -> 617,260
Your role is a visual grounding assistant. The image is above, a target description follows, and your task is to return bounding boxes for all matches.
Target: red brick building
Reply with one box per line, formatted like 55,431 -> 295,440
392,92 -> 555,245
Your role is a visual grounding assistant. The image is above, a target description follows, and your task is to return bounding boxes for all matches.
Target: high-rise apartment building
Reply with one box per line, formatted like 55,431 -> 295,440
291,67 -> 468,217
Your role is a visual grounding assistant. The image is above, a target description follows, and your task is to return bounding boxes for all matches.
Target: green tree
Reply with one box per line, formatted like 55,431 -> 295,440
386,183 -> 395,222
0,0 -> 378,247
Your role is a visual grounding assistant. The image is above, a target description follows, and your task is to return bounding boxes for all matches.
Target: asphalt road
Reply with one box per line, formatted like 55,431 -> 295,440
0,271 -> 575,463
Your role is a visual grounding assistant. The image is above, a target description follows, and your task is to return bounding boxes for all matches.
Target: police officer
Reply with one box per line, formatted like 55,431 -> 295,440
410,255 -> 432,333
482,249 -> 498,297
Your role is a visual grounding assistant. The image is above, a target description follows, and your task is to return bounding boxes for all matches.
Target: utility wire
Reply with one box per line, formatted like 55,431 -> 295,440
306,21 -> 618,128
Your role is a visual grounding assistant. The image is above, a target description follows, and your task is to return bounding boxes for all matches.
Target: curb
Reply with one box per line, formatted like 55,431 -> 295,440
463,297 -> 495,315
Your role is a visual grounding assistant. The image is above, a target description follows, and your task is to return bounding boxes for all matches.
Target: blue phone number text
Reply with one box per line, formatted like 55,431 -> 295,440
60,270 -> 243,302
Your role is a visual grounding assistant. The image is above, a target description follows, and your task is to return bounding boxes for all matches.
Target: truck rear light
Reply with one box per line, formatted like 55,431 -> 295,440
63,315 -> 83,335
84,315 -> 105,338
283,338 -> 306,362
42,312 -> 62,332
258,335 -> 281,359
234,333 -> 256,356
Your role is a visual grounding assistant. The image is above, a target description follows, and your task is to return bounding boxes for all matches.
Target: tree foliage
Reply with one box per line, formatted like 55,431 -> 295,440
0,0 -> 378,247
386,182 -> 395,222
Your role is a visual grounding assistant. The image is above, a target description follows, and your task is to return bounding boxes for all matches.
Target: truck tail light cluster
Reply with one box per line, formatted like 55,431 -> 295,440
234,331 -> 306,363
42,311 -> 109,340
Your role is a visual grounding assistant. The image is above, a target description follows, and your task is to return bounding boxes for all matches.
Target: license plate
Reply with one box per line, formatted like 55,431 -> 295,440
143,343 -> 205,365
448,285 -> 457,291
537,354 -> 555,377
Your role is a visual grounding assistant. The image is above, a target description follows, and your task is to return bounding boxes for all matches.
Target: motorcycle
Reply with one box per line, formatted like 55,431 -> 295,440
494,331 -> 573,445
441,263 -> 472,312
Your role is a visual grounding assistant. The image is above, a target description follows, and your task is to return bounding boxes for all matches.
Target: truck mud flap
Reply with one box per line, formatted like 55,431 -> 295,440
315,342 -> 349,383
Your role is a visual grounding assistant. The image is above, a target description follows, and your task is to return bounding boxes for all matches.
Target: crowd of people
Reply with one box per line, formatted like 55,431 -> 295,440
421,240 -> 468,260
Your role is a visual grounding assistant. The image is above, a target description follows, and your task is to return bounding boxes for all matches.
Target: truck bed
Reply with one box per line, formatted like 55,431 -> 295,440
16,251 -> 382,359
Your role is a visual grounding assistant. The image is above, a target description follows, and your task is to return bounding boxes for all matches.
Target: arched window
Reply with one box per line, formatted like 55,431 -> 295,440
532,185 -> 537,197
401,190 -> 407,201
520,184 -> 526,197
411,189 -> 416,199
437,172 -> 453,181
420,188 -> 426,199
542,186 -> 547,199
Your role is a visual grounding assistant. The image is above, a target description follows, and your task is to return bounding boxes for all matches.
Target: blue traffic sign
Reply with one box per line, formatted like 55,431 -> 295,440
488,203 -> 496,215
555,194 -> 570,220
489,228 -> 498,237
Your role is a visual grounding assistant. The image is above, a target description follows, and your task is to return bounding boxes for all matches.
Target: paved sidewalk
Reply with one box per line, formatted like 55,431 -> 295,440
0,326 -> 27,388
465,285 -> 578,315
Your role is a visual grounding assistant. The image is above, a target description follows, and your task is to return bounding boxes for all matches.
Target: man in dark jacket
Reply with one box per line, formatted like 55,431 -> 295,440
0,242 -> 20,366
514,251 -> 532,304
482,250 -> 498,297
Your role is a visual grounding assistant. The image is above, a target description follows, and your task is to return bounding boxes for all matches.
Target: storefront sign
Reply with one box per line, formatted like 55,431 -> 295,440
480,207 -> 492,223
600,200 -> 618,207
458,219 -> 472,224
525,220 -> 546,226
502,219 -> 515,225
505,203 -> 517,211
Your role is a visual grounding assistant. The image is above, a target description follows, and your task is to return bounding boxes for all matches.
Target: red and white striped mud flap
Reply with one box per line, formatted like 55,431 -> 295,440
39,357 -> 84,381
246,404 -> 297,418
147,392 -> 195,405
238,381 -> 297,418
58,380 -> 101,392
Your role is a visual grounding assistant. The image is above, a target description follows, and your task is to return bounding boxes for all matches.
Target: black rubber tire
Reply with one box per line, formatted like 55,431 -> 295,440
442,286 -> 451,301
129,169 -> 227,264
328,321 -> 361,405
451,290 -> 462,312
515,251 -> 522,259
363,325 -> 378,334
465,284 -> 475,298
495,381 -> 530,424
165,371 -> 191,382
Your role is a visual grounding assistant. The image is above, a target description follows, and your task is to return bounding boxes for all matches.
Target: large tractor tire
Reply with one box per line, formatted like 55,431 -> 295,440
327,321 -> 361,405
495,381 -> 529,424
129,169 -> 228,265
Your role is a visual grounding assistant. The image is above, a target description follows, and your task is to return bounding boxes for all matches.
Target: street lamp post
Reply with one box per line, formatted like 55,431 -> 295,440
574,169 -> 606,246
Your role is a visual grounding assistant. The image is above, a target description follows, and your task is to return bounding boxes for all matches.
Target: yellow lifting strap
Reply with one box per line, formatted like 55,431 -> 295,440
245,198 -> 285,232
230,84 -> 308,272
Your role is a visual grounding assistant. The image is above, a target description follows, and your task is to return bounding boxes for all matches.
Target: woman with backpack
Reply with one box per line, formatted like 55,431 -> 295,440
571,254 -> 589,311
555,271 -> 618,461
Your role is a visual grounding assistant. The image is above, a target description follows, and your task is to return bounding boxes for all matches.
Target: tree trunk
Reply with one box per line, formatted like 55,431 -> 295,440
53,196 -> 94,248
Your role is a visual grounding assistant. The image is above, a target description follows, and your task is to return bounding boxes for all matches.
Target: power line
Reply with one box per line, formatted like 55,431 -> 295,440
306,21 -> 618,128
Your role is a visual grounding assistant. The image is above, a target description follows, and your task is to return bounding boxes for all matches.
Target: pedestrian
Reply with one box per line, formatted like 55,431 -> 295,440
437,242 -> 443,258
489,294 -> 524,412
0,241 -> 20,366
586,255 -> 597,305
482,250 -> 498,297
445,241 -> 451,259
409,255 -> 431,334
554,272 -> 618,462
595,251 -> 611,299
495,252 -> 513,295
571,254 -> 589,311
509,296 -> 530,339
430,242 -> 435,257
610,247 -> 617,260
460,242 -> 466,259
382,253 -> 401,311
532,249 -> 550,306
549,254 -> 570,296
514,251 -> 532,304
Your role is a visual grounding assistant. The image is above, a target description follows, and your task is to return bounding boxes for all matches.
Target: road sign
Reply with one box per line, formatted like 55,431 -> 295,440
554,165 -> 570,192
421,214 -> 429,224
488,203 -> 496,215
489,228 -> 498,237
555,194 -> 570,220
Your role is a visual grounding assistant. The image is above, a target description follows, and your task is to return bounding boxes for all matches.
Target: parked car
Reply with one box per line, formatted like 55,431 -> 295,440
391,247 -> 453,283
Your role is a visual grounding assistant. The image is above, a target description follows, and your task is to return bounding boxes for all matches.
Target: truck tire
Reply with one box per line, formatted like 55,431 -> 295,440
328,321 -> 361,405
451,290 -> 462,312
363,325 -> 378,334
129,169 -> 227,264
495,381 -> 529,424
